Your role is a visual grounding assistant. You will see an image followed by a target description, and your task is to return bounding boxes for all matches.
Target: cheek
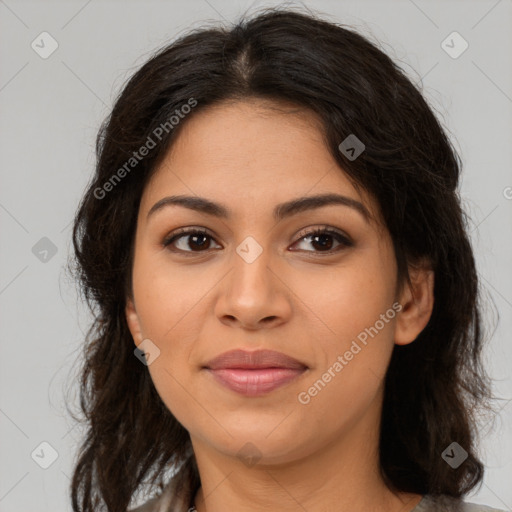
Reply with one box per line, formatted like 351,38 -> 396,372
290,253 -> 396,345
291,255 -> 397,407
131,250 -> 216,341
131,253 -> 216,422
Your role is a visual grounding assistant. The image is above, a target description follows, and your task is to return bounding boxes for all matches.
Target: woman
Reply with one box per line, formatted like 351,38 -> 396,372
68,8 -> 505,512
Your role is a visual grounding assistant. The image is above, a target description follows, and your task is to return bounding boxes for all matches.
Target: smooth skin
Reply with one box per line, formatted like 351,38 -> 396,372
125,98 -> 434,512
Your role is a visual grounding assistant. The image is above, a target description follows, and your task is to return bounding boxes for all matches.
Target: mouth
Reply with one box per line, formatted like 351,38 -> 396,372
203,349 -> 308,397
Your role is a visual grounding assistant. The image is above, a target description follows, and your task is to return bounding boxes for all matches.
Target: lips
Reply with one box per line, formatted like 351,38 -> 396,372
203,349 -> 308,396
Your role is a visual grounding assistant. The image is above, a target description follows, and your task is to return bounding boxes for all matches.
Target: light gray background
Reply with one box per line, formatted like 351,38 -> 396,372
1,0 -> 511,510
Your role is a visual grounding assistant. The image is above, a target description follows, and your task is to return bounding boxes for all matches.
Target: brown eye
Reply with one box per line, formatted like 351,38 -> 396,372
290,227 -> 353,254
163,228 -> 221,253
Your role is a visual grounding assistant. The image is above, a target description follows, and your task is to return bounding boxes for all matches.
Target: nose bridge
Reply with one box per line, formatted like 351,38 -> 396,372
231,234 -> 274,303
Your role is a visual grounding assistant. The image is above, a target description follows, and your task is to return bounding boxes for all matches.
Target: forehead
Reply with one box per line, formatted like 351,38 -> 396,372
140,99 -> 378,224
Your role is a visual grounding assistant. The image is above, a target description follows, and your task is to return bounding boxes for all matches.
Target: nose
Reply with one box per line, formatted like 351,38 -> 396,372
214,244 -> 293,331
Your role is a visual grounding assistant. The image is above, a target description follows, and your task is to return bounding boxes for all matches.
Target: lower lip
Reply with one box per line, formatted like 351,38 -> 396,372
206,368 -> 306,396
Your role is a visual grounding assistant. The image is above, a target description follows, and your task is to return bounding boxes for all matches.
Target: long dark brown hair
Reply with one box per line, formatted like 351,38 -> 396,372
67,7 -> 494,511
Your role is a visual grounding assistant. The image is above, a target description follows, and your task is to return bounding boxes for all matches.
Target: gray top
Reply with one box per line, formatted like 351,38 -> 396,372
129,481 -> 509,512
412,495 -> 508,512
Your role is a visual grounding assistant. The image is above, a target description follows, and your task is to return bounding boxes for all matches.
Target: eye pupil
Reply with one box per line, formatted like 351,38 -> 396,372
311,233 -> 333,251
190,234 -> 209,249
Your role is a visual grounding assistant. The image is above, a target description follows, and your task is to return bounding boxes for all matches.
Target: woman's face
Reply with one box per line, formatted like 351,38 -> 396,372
126,99 -> 430,466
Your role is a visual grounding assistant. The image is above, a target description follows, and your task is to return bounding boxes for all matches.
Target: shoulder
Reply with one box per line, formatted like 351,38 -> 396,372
127,497 -> 160,512
415,495 -> 509,512
127,495 -> 193,512
460,504 -> 509,512
128,454 -> 198,512
126,479 -> 192,512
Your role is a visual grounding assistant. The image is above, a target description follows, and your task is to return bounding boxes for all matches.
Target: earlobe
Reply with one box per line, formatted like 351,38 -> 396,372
125,297 -> 143,346
394,268 -> 435,346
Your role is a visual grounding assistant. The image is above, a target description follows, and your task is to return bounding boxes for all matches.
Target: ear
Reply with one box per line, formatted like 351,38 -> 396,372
125,296 -> 144,346
394,266 -> 434,346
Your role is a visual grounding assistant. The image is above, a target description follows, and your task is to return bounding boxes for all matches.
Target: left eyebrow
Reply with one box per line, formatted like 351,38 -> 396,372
147,193 -> 372,223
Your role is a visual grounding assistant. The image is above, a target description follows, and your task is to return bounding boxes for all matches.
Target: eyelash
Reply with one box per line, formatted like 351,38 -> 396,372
162,226 -> 353,256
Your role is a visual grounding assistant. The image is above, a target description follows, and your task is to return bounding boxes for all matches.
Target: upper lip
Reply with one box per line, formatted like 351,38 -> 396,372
204,349 -> 308,370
